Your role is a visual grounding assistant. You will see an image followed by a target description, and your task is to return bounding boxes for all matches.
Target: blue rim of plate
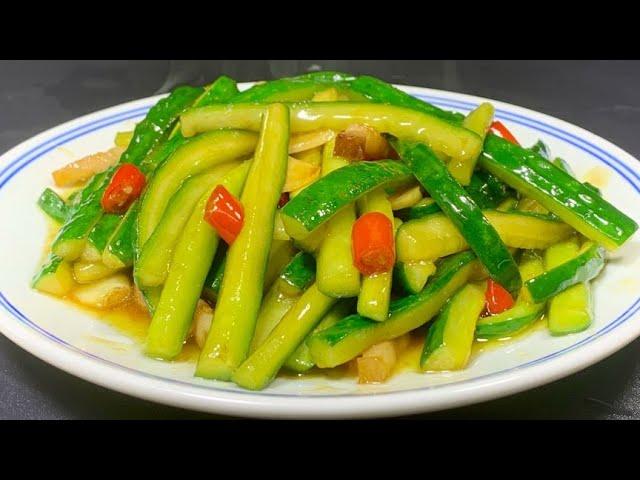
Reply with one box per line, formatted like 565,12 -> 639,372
0,90 -> 639,399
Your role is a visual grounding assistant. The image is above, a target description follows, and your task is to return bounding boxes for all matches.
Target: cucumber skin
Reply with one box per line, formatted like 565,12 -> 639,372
307,251 -> 477,368
475,303 -> 545,339
481,133 -> 638,249
279,252 -> 316,293
104,201 -> 139,268
87,213 -> 123,253
525,243 -> 605,303
393,139 -> 521,296
38,188 -> 68,223
349,75 -> 464,124
280,160 -> 412,238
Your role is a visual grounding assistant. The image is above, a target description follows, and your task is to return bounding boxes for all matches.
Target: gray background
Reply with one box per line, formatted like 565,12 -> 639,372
1,60 -> 639,419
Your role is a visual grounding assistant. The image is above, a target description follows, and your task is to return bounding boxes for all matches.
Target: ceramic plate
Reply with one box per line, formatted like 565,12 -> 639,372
1,83 -> 639,418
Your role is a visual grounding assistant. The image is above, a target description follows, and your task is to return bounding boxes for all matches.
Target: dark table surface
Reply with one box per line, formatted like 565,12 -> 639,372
2,60 -> 640,420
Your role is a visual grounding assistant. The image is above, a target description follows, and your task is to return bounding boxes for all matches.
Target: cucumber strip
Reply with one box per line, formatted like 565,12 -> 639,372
250,252 -> 316,351
475,251 -> 546,339
32,254 -> 75,296
393,139 -> 521,295
308,251 -> 477,368
37,188 -> 68,223
545,238 -> 593,335
280,160 -> 412,240
315,140 -> 360,298
525,241 -> 605,303
480,133 -> 638,250
137,129 -> 258,248
181,102 -> 483,167
73,261 -> 116,284
196,104 -> 290,381
394,260 -> 436,295
348,75 -> 464,124
397,209 -> 573,263
135,164 -> 239,287
465,169 -> 515,209
233,283 -> 337,390
145,161 -> 251,360
356,188 -> 394,322
103,201 -> 139,269
421,283 -> 486,371
449,102 -> 494,185
284,299 -> 356,372
293,224 -> 327,252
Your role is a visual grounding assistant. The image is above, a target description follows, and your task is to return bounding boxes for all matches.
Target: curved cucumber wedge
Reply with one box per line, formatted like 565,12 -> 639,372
135,163 -> 239,287
84,213 -> 123,261
395,198 -> 441,221
525,241 -> 605,304
38,188 -> 68,223
137,129 -> 258,248
480,133 -> 638,250
196,104 -> 290,381
308,251 -> 477,368
32,254 -> 75,296
233,283 -> 337,390
545,238 -> 593,335
421,283 -> 486,371
397,210 -> 574,262
280,160 -> 411,240
392,139 -> 521,295
145,162 -> 251,360
449,102 -> 494,185
181,102 -> 483,167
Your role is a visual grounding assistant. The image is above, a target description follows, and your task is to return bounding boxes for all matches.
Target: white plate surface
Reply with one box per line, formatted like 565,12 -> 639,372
1,83 -> 639,418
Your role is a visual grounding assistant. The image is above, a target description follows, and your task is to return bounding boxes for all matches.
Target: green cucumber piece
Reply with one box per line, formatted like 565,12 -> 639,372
356,188 -> 394,322
349,75 -> 464,124
476,251 -> 546,339
202,243 -> 227,301
31,254 -> 75,296
232,283 -> 337,390
280,160 -> 411,240
545,238 -> 593,335
145,162 -> 251,360
73,261 -> 116,284
135,164 -> 239,287
397,210 -> 574,262
392,139 -> 521,296
315,140 -> 360,298
181,102 -> 483,169
285,299 -> 356,373
465,169 -> 515,210
525,241 -> 605,303
121,85 -> 203,168
449,102 -> 494,185
37,188 -> 68,223
196,104 -> 290,381
530,140 -> 551,159
84,213 -> 123,261
308,251 -> 477,368
421,283 -> 486,371
137,129 -> 258,248
103,201 -> 139,269
480,133 -> 638,250
394,260 -> 437,295
249,251 -> 317,352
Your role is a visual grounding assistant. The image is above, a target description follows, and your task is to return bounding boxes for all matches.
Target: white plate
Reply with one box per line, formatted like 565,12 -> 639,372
1,83 -> 640,419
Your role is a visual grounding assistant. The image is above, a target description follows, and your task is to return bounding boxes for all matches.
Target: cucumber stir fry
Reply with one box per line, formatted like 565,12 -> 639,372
32,72 -> 638,390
